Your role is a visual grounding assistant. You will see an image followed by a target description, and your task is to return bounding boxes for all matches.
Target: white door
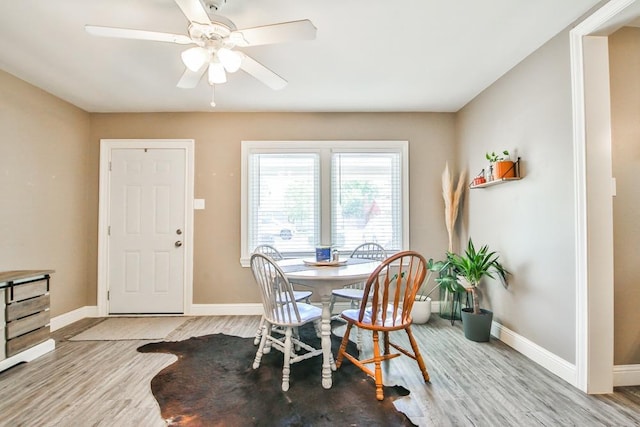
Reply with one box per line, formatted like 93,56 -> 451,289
108,148 -> 186,313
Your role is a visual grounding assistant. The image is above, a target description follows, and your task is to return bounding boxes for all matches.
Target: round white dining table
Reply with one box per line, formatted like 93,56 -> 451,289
277,258 -> 381,389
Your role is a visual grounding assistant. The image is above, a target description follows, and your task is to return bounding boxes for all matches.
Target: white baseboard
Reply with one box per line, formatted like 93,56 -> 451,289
613,364 -> 640,386
189,303 -> 263,316
50,306 -> 99,331
187,301 -> 439,317
52,300 -> 443,321
0,339 -> 55,372
432,301 -> 441,313
491,321 -> 577,387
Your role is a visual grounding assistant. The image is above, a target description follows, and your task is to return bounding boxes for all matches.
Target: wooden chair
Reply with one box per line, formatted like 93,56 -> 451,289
335,250 -> 430,400
250,253 -> 323,391
252,245 -> 313,345
329,242 -> 387,348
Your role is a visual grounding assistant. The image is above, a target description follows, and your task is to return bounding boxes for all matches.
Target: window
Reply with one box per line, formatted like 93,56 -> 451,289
241,141 -> 408,265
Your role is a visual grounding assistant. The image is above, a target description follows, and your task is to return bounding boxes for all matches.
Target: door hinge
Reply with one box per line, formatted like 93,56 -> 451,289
108,226 -> 111,236
109,161 -> 112,171
107,290 -> 110,300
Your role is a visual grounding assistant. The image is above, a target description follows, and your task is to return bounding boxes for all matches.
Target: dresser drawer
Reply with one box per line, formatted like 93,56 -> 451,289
5,279 -> 49,303
0,291 -> 4,329
6,310 -> 50,339
6,326 -> 50,357
6,294 -> 50,322
0,325 -> 5,360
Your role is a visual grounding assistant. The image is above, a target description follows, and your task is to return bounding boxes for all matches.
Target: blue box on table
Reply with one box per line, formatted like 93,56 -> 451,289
315,246 -> 331,262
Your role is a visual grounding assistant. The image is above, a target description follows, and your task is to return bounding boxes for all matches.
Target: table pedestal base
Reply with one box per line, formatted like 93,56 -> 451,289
320,294 -> 337,389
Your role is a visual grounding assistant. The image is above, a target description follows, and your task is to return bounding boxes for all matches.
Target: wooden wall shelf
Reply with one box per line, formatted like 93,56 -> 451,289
470,177 -> 522,189
469,157 -> 522,189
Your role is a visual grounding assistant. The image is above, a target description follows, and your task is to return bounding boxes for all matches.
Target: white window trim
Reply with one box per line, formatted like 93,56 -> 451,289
240,140 -> 409,267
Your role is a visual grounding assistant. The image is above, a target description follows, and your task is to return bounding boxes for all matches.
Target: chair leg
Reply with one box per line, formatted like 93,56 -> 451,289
263,324 -> 272,354
406,326 -> 430,382
383,331 -> 390,355
282,328 -> 293,391
254,315 -> 265,345
356,326 -> 363,351
372,330 -> 384,401
336,323 -> 353,368
253,324 -> 269,369
293,326 -> 301,351
313,319 -> 321,338
329,295 -> 337,316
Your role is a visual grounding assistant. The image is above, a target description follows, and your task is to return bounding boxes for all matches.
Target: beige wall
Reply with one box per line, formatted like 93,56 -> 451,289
4,22 -> 610,369
609,27 -> 640,366
456,29 -> 577,362
0,70 -> 92,317
89,113 -> 456,304
1,68 -> 456,313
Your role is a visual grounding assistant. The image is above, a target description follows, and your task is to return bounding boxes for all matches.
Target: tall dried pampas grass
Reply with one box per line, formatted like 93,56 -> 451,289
442,162 -> 466,252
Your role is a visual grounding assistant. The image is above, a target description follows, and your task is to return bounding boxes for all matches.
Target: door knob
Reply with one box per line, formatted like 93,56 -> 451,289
176,229 -> 182,235
175,241 -> 183,247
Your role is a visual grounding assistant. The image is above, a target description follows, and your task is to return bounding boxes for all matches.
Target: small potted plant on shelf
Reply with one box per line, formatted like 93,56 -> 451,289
486,150 -> 515,180
438,238 -> 509,342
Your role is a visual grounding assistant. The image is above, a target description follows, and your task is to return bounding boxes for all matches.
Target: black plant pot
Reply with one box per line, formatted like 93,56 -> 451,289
461,308 -> 493,342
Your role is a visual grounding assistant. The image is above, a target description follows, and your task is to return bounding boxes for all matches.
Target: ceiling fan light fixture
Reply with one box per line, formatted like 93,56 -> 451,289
217,48 -> 242,73
181,47 -> 210,72
208,60 -> 227,84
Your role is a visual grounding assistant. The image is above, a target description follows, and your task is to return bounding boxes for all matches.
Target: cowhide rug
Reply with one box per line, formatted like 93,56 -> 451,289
138,323 -> 416,426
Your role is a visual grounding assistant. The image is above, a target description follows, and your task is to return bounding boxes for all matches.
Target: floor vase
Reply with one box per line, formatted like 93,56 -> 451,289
461,308 -> 493,342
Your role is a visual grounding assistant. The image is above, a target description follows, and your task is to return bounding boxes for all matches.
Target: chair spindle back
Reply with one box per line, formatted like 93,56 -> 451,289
250,253 -> 301,325
358,251 -> 427,327
253,244 -> 284,261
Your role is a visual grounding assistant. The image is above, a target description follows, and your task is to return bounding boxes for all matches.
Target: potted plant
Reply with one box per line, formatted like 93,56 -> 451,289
411,259 -> 449,324
440,238 -> 508,342
486,150 -> 515,180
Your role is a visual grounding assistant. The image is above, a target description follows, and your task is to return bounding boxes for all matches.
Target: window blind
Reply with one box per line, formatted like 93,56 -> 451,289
248,152 -> 319,254
242,141 -> 407,262
331,152 -> 402,252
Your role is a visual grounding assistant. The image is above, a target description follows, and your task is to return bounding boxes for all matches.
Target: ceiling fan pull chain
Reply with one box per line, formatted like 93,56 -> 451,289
210,85 -> 216,108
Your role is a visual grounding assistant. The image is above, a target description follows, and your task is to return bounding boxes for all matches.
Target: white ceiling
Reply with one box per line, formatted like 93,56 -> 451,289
0,0 -> 603,113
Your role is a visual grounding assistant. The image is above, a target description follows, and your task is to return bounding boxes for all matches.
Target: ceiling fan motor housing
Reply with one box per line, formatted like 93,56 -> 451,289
189,22 -> 233,43
202,0 -> 226,12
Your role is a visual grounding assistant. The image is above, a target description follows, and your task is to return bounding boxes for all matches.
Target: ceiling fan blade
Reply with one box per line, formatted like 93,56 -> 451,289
177,65 -> 207,88
230,20 -> 317,47
85,25 -> 193,45
239,53 -> 287,90
174,0 -> 212,24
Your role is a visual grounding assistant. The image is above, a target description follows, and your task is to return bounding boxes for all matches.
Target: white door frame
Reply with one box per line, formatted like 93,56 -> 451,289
97,139 -> 195,316
570,0 -> 639,393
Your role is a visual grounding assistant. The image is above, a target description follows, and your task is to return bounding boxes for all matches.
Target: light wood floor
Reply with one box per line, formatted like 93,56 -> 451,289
0,315 -> 639,426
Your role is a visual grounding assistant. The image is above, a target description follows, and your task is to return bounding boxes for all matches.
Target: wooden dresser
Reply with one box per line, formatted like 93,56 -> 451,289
0,270 -> 55,371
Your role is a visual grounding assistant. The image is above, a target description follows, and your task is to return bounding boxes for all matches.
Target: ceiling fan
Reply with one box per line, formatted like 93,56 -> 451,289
85,0 -> 316,106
